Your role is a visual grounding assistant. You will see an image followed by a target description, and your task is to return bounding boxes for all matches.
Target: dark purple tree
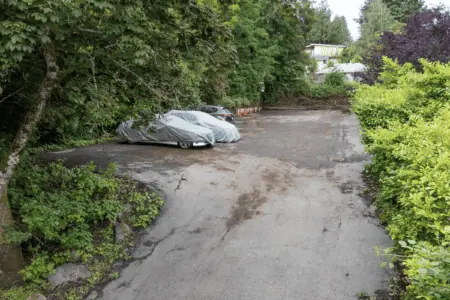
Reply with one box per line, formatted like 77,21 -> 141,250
365,9 -> 450,82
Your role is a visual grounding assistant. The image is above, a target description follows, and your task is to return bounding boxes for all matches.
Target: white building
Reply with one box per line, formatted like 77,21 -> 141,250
314,63 -> 367,83
305,44 -> 346,70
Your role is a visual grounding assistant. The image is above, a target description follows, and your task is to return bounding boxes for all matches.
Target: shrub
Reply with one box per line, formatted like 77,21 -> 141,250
352,57 -> 450,299
220,96 -> 253,108
4,158 -> 164,284
309,71 -> 348,98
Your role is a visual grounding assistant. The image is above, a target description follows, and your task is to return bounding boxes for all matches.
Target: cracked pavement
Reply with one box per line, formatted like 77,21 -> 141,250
45,110 -> 392,300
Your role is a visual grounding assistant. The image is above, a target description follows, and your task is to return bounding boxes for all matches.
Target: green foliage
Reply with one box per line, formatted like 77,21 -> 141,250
220,96 -> 251,109
8,161 -> 122,249
20,252 -> 71,285
261,1 -> 315,105
127,188 -> 164,228
354,0 -> 399,58
401,241 -> 450,299
4,158 -> 163,285
309,1 -> 351,45
0,284 -> 42,300
226,0 -> 278,102
352,58 -> 450,299
310,72 -> 347,98
0,0 -> 317,148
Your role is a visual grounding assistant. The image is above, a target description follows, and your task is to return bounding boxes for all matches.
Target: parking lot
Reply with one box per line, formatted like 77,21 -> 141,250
47,110 -> 391,300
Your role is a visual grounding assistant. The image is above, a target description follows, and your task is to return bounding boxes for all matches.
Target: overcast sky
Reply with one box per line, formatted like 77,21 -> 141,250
326,0 -> 450,40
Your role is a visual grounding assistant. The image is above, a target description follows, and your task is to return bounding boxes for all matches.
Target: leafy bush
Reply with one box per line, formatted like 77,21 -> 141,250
8,161 -> 122,250
400,241 -> 450,299
220,96 -> 253,108
310,71 -> 348,98
352,57 -> 450,299
4,158 -> 164,284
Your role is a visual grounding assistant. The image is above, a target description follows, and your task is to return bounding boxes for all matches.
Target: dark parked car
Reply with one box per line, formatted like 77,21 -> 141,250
186,105 -> 235,124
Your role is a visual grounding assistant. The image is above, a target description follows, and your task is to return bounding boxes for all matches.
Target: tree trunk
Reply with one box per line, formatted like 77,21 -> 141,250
0,45 -> 59,287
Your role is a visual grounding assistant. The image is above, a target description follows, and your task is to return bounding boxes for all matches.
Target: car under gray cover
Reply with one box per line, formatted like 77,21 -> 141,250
116,114 -> 215,147
166,110 -> 240,143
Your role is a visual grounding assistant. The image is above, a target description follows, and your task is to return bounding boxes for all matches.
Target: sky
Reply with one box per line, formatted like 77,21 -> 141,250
326,0 -> 450,40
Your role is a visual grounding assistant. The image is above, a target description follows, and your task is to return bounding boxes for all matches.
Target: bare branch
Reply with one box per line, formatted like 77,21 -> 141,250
77,27 -> 102,34
0,87 -> 25,104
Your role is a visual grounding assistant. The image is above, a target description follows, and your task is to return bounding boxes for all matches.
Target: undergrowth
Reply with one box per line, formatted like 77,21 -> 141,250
0,157 -> 164,299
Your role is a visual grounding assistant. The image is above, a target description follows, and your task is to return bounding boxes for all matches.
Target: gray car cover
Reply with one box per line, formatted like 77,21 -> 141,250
166,110 -> 240,143
116,114 -> 215,145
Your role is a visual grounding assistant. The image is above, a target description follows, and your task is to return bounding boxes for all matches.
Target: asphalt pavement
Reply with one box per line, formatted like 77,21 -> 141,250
46,110 -> 392,300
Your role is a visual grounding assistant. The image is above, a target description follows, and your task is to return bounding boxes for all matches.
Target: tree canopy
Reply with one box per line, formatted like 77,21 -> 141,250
364,8 -> 450,81
357,0 -> 424,24
308,0 -> 351,45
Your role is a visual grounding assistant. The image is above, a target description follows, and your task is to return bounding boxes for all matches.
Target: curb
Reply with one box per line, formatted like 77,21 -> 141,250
235,107 -> 262,117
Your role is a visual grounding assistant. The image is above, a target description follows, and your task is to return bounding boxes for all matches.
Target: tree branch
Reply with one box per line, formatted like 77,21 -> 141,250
0,87 -> 25,104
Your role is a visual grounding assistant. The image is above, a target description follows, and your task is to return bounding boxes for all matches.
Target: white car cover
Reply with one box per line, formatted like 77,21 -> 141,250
166,110 -> 240,143
116,114 -> 215,146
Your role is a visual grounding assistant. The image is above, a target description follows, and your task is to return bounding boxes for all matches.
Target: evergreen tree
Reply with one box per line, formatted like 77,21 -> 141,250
309,1 -> 351,45
309,0 -> 332,43
357,0 -> 423,24
356,0 -> 396,57
329,16 -> 352,45
227,0 -> 279,101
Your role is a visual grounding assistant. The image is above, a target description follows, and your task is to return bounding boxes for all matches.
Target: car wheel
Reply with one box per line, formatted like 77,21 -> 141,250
178,142 -> 192,149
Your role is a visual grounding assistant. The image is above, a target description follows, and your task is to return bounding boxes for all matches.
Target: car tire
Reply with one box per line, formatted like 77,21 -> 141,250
178,142 -> 193,149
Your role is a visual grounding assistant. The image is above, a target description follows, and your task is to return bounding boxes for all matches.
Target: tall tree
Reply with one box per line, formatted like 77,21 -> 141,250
263,0 -> 315,103
357,0 -> 424,24
309,1 -> 351,45
329,16 -> 352,44
383,0 -> 424,22
356,0 -> 396,57
226,0 -> 279,101
309,0 -> 332,44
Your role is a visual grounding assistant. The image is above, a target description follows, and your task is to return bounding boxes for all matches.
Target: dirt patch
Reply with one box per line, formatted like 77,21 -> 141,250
189,228 -> 204,234
261,167 -> 295,193
226,189 -> 268,229
338,181 -> 355,194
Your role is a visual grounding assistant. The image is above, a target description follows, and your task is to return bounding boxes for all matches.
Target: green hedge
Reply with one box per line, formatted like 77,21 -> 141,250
352,57 -> 450,299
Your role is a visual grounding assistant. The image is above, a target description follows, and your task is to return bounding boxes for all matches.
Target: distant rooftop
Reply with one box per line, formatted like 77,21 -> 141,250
316,63 -> 366,74
305,44 -> 346,48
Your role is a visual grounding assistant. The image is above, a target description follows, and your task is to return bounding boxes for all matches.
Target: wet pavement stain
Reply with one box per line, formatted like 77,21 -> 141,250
226,189 -> 268,229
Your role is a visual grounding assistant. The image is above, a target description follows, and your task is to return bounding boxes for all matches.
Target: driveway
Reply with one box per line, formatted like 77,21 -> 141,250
46,110 -> 391,300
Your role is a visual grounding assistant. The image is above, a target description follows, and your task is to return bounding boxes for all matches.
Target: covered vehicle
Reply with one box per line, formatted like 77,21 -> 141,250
116,114 -> 215,148
185,105 -> 235,123
166,110 -> 240,143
